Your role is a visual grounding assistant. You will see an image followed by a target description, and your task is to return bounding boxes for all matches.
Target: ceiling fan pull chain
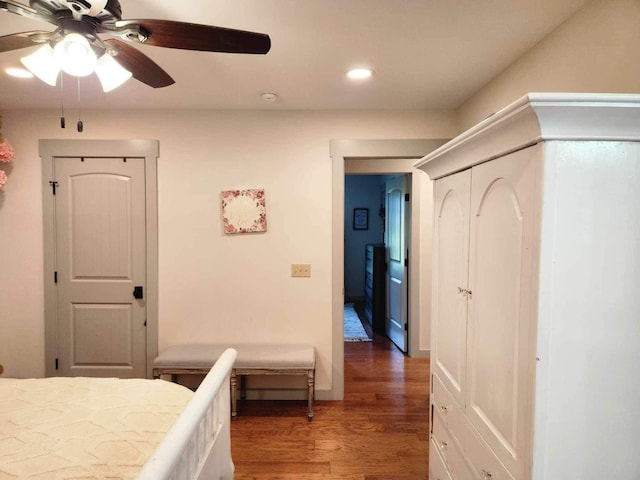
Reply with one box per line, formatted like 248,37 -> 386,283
60,73 -> 65,129
77,76 -> 83,133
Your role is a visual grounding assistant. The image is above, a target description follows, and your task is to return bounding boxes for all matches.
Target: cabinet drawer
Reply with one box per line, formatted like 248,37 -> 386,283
448,413 -> 515,480
433,373 -> 515,480
432,374 -> 468,463
432,412 -> 475,480
430,438 -> 453,480
432,373 -> 459,424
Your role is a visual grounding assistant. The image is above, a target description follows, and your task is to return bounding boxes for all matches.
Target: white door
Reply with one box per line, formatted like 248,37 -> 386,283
385,175 -> 409,352
432,169 -> 471,406
466,146 -> 538,478
53,156 -> 147,378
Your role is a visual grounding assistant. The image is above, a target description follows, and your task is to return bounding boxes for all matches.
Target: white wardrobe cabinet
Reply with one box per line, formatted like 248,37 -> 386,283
430,143 -> 539,480
417,93 -> 640,480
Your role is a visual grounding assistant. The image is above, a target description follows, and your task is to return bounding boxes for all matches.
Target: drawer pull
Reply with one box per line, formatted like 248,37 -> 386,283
481,470 -> 493,479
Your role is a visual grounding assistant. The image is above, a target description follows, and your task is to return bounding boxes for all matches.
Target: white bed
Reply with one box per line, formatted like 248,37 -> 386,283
0,348 -> 237,480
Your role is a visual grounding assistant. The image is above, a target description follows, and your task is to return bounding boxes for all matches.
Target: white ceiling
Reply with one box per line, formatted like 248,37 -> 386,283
0,0 -> 591,111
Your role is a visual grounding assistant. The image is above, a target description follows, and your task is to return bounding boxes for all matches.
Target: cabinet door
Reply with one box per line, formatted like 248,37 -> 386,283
432,170 -> 471,407
466,145 -> 540,478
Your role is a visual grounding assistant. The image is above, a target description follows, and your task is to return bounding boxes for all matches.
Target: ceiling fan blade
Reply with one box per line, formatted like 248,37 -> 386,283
104,38 -> 174,88
114,19 -> 271,54
0,31 -> 51,52
0,0 -> 56,24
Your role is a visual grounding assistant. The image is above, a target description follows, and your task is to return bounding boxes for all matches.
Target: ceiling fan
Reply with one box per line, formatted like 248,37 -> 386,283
0,0 -> 271,90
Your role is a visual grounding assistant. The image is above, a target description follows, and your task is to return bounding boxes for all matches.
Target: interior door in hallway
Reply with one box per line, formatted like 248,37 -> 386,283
385,175 -> 409,352
53,156 -> 147,378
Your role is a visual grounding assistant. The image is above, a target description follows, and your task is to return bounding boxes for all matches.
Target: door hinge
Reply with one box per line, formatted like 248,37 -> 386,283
54,271 -> 57,283
49,181 -> 58,195
404,193 -> 410,202
55,358 -> 59,370
404,257 -> 408,267
144,319 -> 147,327
404,323 -> 408,331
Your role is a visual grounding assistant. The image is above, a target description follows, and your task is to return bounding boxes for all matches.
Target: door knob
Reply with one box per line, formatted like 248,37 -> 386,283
133,286 -> 144,299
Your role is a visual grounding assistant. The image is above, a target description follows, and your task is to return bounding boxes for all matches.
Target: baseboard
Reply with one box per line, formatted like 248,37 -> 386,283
411,348 -> 431,359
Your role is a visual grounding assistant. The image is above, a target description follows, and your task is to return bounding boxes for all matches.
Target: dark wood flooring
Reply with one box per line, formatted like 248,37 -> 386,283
352,300 -> 374,339
230,336 -> 431,479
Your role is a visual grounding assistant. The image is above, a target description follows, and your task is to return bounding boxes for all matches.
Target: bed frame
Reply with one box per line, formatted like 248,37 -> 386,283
137,348 -> 237,480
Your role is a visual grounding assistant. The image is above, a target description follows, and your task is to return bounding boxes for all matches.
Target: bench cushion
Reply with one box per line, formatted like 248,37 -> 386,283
153,344 -> 315,370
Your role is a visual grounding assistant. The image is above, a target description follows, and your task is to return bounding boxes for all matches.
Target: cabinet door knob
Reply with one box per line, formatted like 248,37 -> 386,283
439,405 -> 448,414
481,470 -> 492,479
440,441 -> 448,450
457,287 -> 472,298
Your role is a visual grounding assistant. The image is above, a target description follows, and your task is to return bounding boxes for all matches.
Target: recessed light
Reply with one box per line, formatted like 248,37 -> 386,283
6,67 -> 33,78
346,68 -> 373,80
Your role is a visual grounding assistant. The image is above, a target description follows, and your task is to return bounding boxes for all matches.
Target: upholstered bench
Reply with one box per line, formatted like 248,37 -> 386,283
153,344 -> 316,420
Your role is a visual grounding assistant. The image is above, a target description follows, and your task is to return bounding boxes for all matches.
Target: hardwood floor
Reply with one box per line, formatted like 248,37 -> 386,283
230,336 -> 431,479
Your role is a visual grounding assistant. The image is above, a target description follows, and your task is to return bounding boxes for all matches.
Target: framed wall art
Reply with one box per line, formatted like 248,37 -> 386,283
353,208 -> 369,230
221,189 -> 267,234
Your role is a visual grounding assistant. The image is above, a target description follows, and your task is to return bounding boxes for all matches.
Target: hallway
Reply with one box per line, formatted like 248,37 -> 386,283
231,336 -> 430,479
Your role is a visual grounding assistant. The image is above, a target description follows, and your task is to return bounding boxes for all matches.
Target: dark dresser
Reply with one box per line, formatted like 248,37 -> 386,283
364,244 -> 386,333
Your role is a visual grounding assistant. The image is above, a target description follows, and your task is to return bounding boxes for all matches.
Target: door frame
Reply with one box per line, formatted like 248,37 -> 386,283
330,138 -> 448,400
40,139 -> 159,378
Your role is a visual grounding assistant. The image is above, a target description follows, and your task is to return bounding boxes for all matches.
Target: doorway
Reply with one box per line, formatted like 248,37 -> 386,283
344,174 -> 410,353
330,138 -> 448,400
344,174 -> 384,344
41,139 -> 160,378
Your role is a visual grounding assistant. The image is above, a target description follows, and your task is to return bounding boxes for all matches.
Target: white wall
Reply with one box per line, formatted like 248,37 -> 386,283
459,0 -> 640,129
0,108 -> 457,398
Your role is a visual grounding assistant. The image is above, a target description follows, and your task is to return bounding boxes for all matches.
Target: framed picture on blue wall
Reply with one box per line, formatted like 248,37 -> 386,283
353,208 -> 369,230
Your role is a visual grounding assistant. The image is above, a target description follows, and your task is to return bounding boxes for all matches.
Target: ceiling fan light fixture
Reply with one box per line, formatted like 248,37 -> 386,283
6,67 -> 33,79
20,44 -> 60,86
346,67 -> 373,80
53,33 -> 97,77
95,53 -> 132,92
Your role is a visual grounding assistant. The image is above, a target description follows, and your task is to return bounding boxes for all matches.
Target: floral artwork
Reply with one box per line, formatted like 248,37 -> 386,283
221,189 -> 267,234
0,114 -> 13,190
0,142 -> 13,163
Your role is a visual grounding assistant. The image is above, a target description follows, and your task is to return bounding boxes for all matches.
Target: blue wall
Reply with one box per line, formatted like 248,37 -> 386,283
344,175 -> 385,301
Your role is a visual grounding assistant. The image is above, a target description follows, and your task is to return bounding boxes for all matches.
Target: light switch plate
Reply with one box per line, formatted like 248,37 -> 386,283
291,264 -> 311,277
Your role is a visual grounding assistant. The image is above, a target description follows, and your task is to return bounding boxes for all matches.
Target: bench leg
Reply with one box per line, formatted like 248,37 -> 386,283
307,369 -> 315,421
230,370 -> 238,418
152,369 -> 175,382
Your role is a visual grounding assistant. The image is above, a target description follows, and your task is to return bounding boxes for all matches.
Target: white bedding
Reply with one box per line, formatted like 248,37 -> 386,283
0,377 -> 193,480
